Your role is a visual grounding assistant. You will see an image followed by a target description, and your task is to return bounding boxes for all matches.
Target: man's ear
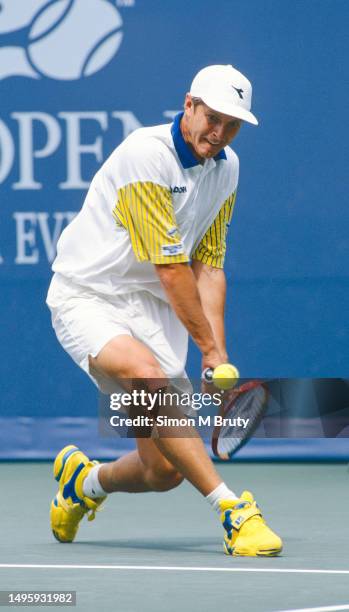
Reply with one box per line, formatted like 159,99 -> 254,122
184,93 -> 194,116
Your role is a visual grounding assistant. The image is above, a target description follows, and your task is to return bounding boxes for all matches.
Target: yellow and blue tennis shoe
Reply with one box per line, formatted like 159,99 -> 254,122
220,491 -> 282,557
50,445 -> 105,543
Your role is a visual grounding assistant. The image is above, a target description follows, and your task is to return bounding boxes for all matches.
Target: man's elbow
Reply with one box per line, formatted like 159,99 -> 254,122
154,262 -> 190,288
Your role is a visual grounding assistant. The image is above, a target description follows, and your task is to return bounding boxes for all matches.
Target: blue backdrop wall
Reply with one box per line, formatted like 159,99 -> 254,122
0,0 -> 348,457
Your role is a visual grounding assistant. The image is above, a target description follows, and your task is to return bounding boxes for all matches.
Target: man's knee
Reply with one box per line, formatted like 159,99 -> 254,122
145,463 -> 184,492
134,364 -> 167,387
90,336 -> 169,390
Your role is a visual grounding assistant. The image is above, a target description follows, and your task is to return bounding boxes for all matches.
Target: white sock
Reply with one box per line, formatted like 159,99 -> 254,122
206,482 -> 238,513
82,464 -> 107,499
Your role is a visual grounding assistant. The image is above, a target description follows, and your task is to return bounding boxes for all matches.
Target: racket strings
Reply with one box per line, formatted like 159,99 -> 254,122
215,385 -> 267,457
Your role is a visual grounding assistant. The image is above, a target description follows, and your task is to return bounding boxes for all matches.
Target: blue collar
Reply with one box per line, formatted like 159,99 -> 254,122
171,112 -> 227,169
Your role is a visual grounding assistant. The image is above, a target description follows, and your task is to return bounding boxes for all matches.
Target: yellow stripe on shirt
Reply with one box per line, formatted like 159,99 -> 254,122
112,182 -> 189,264
191,191 -> 237,268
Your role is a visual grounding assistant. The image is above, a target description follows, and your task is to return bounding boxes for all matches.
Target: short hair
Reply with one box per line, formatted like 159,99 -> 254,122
183,95 -> 203,111
191,96 -> 203,108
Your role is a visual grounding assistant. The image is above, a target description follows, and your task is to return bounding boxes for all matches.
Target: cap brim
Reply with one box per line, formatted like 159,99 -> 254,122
200,95 -> 259,125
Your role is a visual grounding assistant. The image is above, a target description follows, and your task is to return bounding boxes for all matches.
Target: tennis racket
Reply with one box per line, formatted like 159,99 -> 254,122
210,379 -> 269,460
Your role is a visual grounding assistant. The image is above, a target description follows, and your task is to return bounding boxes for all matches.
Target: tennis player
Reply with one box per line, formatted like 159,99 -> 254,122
47,64 -> 282,557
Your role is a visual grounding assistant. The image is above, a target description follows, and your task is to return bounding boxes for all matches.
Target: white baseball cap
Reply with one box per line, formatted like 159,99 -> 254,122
190,64 -> 258,126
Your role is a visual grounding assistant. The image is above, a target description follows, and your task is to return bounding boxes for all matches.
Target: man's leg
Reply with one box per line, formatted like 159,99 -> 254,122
98,440 -> 184,493
52,333 -> 282,555
91,335 -> 223,496
89,334 -> 282,556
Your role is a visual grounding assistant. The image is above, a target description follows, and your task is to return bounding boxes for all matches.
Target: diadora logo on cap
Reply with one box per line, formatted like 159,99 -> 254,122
170,185 -> 187,194
232,85 -> 244,99
0,0 -> 124,81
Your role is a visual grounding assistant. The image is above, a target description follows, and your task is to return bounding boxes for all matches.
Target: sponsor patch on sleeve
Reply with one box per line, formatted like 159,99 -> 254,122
161,242 -> 185,256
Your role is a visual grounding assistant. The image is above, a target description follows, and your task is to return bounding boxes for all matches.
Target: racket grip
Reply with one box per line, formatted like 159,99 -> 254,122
202,368 -> 214,383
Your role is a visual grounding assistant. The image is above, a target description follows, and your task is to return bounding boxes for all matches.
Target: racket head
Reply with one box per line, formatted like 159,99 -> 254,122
211,380 -> 269,460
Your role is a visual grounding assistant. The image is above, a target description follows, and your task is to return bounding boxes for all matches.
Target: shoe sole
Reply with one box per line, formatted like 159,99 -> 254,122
224,541 -> 282,557
255,548 -> 283,557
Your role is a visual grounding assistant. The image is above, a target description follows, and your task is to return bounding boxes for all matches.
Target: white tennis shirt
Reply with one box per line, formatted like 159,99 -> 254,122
52,112 -> 239,302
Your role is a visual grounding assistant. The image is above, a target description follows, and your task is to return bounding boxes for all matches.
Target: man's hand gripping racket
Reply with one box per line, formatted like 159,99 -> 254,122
202,364 -> 269,460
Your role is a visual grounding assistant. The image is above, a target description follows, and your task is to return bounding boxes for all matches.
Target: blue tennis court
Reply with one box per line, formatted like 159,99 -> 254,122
1,461 -> 349,612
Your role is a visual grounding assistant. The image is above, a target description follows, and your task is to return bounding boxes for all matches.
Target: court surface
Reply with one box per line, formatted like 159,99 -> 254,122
1,462 -> 349,612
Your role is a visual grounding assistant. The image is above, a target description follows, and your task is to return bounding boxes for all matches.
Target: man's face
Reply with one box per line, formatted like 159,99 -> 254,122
182,95 -> 242,161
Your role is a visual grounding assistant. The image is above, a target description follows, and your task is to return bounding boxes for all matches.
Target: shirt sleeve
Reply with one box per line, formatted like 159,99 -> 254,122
112,181 -> 190,264
191,191 -> 237,268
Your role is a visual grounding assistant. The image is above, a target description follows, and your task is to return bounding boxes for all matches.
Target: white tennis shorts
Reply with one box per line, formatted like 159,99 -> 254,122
46,273 -> 190,395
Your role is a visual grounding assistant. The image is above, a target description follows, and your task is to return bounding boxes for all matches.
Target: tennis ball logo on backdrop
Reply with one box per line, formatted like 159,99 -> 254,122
0,0 -> 123,80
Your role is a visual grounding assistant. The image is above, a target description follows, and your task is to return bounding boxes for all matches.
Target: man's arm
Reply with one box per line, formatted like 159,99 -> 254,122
191,259 -> 228,362
154,262 -> 224,370
188,192 -> 237,364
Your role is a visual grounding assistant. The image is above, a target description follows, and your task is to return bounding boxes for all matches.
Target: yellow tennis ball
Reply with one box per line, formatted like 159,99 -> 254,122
212,363 -> 240,390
